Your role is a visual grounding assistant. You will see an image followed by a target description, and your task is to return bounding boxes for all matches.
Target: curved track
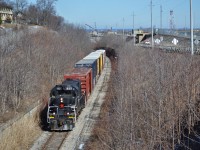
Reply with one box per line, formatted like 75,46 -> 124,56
42,132 -> 68,150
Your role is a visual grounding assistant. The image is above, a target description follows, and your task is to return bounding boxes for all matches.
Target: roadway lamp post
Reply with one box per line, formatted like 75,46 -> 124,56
190,0 -> 194,55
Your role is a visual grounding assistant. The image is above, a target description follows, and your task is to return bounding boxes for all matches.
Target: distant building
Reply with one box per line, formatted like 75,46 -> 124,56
107,31 -> 117,35
90,31 -> 98,37
0,3 -> 13,23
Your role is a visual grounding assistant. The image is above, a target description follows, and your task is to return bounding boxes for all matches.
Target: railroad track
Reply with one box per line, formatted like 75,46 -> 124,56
42,132 -> 69,150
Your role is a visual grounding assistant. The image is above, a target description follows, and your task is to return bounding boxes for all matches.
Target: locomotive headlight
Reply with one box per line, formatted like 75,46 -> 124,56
60,97 -> 63,103
53,112 -> 55,115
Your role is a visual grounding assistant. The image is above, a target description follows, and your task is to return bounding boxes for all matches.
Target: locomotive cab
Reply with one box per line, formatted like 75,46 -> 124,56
47,79 -> 85,131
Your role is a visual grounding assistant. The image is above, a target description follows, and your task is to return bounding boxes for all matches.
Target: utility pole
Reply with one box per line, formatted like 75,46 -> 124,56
132,12 -> 135,45
170,10 -> 175,33
194,12 -> 196,29
123,18 -> 125,40
151,0 -> 154,48
94,22 -> 97,31
190,0 -> 194,55
160,5 -> 163,30
185,15 -> 186,31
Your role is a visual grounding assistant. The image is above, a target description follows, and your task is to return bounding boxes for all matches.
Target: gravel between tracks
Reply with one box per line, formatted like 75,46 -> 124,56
30,57 -> 111,150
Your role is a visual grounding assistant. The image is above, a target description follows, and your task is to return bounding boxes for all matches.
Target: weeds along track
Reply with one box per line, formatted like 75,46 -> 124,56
42,132 -> 69,150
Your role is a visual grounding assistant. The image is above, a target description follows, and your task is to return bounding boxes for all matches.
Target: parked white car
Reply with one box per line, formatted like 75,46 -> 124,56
145,40 -> 150,45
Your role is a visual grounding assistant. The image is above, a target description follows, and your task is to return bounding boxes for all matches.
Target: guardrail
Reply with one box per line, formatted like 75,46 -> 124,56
159,30 -> 200,41
138,44 -> 200,55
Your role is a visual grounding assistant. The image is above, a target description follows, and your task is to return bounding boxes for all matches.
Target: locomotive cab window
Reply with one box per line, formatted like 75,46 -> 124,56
62,90 -> 76,97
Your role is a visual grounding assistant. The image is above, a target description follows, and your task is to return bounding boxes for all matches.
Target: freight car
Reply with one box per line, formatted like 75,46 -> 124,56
46,50 -> 106,131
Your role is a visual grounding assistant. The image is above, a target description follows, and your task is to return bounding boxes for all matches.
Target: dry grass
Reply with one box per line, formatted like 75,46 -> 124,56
1,23 -> 19,28
0,110 -> 42,150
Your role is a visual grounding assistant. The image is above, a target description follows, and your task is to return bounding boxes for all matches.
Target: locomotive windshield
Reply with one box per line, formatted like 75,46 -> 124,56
62,90 -> 76,97
50,85 -> 77,97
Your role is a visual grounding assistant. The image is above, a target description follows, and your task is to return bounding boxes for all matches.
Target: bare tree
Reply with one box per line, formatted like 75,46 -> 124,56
15,0 -> 28,13
25,4 -> 39,24
36,0 -> 57,26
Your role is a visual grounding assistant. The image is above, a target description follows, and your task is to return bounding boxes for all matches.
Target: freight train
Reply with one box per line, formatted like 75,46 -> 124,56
47,49 -> 106,131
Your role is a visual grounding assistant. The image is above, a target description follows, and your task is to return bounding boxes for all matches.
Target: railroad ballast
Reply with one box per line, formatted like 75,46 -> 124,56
47,49 -> 106,131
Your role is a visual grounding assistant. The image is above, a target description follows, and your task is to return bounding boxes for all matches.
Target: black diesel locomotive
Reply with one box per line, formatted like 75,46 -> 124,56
47,79 -> 85,130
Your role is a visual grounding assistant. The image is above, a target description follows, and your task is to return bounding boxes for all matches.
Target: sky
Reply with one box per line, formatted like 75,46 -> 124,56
29,0 -> 200,29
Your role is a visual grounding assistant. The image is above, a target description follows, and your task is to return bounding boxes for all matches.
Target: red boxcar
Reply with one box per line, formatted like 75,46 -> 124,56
64,68 -> 92,102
